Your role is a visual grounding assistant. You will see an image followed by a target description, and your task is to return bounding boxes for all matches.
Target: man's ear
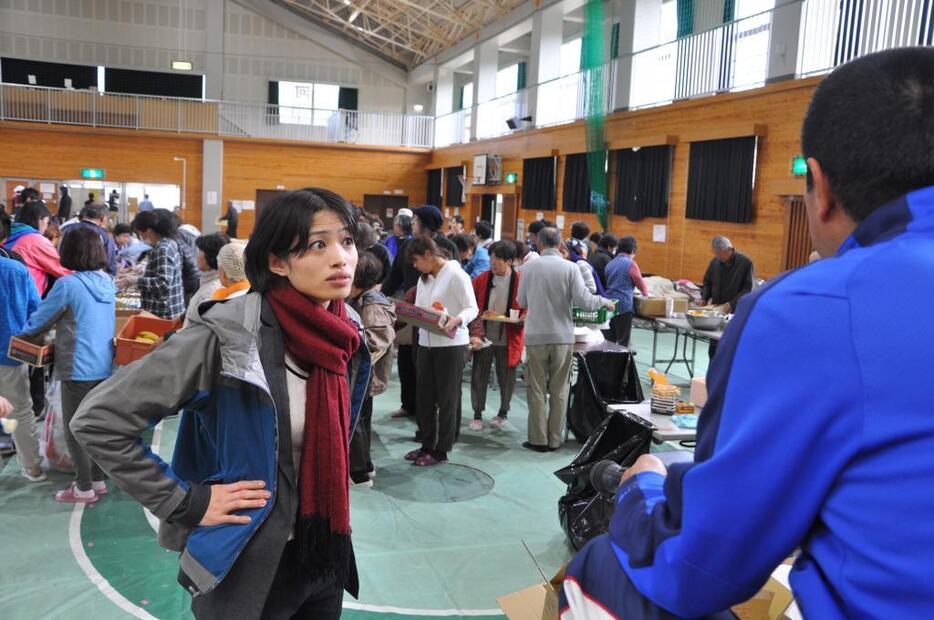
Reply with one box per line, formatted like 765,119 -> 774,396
806,157 -> 840,223
268,254 -> 289,277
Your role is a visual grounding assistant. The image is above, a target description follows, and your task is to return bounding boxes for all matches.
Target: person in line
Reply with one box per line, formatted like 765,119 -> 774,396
468,241 -> 524,431
521,219 -> 551,265
211,242 -> 250,301
383,211 -> 412,262
356,221 -> 391,284
568,221 -> 591,259
588,232 -> 603,259
183,233 -> 229,328
62,203 -> 118,275
0,254 -> 44,482
58,186 -> 73,222
73,187 -> 371,619
603,236 -> 649,347
518,228 -> 615,452
158,209 -> 202,305
138,194 -> 154,211
452,233 -> 490,278
561,240 -> 605,295
347,252 -> 396,487
0,210 -> 24,264
562,47 -> 934,619
123,210 -> 185,320
43,221 -> 62,249
446,214 -> 464,238
20,227 -> 114,503
474,220 -> 494,250
3,201 -> 71,297
588,233 -> 617,287
405,236 -> 478,467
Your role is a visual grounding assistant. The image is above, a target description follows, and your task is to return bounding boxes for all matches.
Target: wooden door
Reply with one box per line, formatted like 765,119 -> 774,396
781,196 -> 812,271
500,194 -> 518,240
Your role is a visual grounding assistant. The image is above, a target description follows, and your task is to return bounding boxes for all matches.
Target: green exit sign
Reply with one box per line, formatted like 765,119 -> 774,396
791,155 -> 807,177
81,168 -> 105,179
504,172 -> 517,184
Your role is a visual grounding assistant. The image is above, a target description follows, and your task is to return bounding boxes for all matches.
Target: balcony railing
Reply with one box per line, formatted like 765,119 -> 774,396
0,83 -> 434,149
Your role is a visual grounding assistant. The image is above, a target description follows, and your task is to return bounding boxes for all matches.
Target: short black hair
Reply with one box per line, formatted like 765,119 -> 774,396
617,236 -> 637,254
17,201 -> 50,230
474,220 -> 493,240
355,221 -> 378,248
195,233 -> 230,271
802,47 -> 934,223
244,188 -> 358,293
353,251 -> 384,291
490,240 -> 517,262
589,232 -> 603,244
132,210 -> 167,237
570,221 -> 591,241
528,220 -> 547,236
405,236 -> 441,263
512,239 -> 528,259
0,209 -> 10,243
598,233 -> 619,250
450,214 -> 464,225
451,233 -> 475,254
113,223 -> 133,237
60,226 -> 108,271
79,202 -> 106,222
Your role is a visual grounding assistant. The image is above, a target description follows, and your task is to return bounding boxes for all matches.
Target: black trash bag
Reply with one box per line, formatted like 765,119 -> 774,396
556,410 -> 653,549
568,350 -> 644,443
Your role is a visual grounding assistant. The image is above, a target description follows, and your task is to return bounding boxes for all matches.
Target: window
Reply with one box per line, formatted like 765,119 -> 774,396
278,80 -> 340,126
560,39 -> 582,76
463,82 -> 474,109
496,64 -> 520,98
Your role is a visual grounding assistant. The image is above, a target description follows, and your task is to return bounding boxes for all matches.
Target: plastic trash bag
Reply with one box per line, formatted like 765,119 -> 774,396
556,411 -> 653,549
39,379 -> 73,472
567,350 -> 644,444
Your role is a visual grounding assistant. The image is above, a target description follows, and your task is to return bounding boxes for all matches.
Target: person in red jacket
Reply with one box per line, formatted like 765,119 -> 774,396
468,241 -> 525,431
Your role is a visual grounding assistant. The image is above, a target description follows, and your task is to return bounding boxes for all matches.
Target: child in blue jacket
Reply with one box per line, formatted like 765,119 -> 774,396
21,226 -> 115,504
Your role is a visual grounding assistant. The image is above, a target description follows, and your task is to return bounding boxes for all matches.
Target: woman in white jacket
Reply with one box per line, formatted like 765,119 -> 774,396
405,236 -> 478,467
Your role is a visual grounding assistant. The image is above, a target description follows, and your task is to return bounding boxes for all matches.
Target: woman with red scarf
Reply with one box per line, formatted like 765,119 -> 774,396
71,188 -> 371,619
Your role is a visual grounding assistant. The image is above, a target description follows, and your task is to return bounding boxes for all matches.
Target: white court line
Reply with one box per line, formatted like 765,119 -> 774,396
69,502 -> 158,619
343,602 -> 502,616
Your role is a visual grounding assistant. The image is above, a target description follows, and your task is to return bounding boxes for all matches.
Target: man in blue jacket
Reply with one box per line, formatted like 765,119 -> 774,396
561,48 -> 934,619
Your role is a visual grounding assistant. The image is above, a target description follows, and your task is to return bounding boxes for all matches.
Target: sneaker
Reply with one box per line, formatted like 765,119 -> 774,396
490,415 -> 508,429
367,468 -> 376,480
21,467 -> 47,483
92,481 -> 108,496
413,453 -> 446,467
404,448 -> 425,461
468,419 -> 483,432
390,408 -> 410,419
522,441 -> 551,453
55,484 -> 99,503
350,473 -> 374,488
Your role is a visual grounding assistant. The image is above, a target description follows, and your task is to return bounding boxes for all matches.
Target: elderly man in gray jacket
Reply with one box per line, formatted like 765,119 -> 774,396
517,228 -> 615,451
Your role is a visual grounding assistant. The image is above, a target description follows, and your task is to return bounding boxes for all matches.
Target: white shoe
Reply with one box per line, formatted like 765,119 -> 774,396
490,415 -> 508,429
468,419 -> 484,431
21,467 -> 47,483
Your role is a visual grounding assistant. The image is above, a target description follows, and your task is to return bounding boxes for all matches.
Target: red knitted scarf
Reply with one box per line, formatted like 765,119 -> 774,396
266,285 -> 360,582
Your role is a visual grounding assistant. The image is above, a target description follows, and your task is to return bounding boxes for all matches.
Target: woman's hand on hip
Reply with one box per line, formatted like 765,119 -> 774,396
199,480 -> 271,526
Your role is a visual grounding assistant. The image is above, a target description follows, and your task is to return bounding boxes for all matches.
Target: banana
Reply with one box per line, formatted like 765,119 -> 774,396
137,331 -> 160,340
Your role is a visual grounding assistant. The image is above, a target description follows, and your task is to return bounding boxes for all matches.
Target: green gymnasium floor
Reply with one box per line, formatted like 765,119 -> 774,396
0,327 -> 708,620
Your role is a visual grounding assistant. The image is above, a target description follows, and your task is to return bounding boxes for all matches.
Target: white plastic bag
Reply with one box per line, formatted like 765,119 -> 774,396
39,379 -> 73,472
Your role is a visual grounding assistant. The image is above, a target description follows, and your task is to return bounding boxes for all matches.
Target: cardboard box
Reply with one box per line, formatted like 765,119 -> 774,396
7,334 -> 53,367
395,301 -> 458,338
731,577 -> 794,620
497,565 -> 565,620
115,315 -> 179,365
690,376 -> 708,408
635,296 -> 689,317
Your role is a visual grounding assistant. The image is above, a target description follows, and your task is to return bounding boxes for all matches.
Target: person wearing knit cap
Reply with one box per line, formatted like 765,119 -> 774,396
412,205 -> 444,233
211,242 -> 249,300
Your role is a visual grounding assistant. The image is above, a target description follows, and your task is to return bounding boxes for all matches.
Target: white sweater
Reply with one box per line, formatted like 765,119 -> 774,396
415,260 -> 479,348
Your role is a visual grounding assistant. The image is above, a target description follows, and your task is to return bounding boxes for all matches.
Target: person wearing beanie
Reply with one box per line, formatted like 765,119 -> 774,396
211,242 -> 249,301
411,205 -> 458,259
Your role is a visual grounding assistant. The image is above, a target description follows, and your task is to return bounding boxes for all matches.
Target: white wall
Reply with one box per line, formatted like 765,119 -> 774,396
0,0 -> 406,112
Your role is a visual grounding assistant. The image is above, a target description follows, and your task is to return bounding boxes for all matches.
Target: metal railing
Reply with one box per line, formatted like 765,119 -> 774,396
476,88 -> 529,139
433,108 -> 471,148
0,83 -> 434,148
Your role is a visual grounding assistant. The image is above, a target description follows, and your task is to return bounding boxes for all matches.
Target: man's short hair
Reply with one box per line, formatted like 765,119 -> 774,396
195,233 -> 231,271
617,236 -> 637,255
450,214 -> 464,226
802,47 -> 934,223
528,220 -> 547,237
711,236 -> 732,251
475,220 -> 493,240
113,223 -> 133,237
538,227 -> 561,249
79,202 -> 106,222
598,233 -> 619,251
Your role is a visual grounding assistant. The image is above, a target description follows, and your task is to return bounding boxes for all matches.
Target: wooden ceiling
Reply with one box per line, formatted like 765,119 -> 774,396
277,0 -> 528,68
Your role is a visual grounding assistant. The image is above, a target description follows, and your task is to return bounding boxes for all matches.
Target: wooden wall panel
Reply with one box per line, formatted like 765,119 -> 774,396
223,141 -> 431,235
0,125 -> 204,228
430,77 -> 822,281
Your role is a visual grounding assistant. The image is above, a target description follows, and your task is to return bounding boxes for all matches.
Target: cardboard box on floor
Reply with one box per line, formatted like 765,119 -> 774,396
635,296 -> 689,317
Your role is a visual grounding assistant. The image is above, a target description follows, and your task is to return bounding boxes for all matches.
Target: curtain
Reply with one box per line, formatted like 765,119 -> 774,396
614,145 -> 673,221
426,169 -> 443,208
562,153 -> 591,214
685,136 -> 757,223
522,156 -> 556,212
445,166 -> 464,206
105,67 -> 202,98
338,87 -> 358,111
0,58 -> 97,90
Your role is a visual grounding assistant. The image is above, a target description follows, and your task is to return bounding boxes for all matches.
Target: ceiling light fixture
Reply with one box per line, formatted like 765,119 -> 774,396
172,60 -> 193,71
